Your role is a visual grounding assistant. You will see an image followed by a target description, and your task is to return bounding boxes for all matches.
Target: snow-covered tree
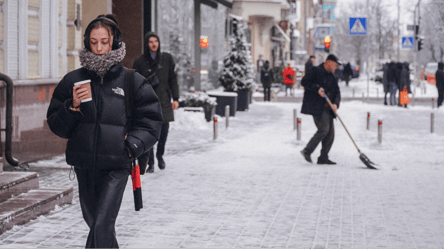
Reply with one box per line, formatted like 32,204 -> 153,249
219,16 -> 257,92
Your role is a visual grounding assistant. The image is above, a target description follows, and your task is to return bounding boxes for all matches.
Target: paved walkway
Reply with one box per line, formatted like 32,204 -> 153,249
1,102 -> 443,248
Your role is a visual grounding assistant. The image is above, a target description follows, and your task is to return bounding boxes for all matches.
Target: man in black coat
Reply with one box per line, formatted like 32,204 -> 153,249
300,54 -> 341,165
133,32 -> 180,173
436,62 -> 444,108
342,63 -> 353,87
387,62 -> 398,105
260,61 -> 273,101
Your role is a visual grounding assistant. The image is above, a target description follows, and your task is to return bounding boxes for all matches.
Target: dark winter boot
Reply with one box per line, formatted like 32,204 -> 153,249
317,158 -> 336,165
300,149 -> 312,163
147,164 -> 154,173
157,157 -> 165,170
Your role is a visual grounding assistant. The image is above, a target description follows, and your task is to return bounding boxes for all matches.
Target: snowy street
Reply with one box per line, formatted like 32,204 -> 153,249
1,90 -> 444,248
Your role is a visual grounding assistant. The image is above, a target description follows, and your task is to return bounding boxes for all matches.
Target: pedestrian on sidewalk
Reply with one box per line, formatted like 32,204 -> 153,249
133,32 -> 180,173
261,61 -> 273,102
47,14 -> 162,248
387,62 -> 398,105
342,62 -> 353,87
396,62 -> 403,106
400,62 -> 412,108
282,63 -> 295,96
300,54 -> 341,165
436,62 -> 444,108
382,62 -> 390,105
305,55 -> 315,76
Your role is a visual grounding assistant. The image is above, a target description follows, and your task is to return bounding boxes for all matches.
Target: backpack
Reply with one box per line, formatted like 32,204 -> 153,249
124,69 -> 150,175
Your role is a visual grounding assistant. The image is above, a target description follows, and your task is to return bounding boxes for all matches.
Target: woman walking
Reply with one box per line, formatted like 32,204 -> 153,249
47,14 -> 162,248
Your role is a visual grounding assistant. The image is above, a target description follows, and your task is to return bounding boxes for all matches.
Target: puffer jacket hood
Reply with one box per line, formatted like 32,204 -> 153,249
438,62 -> 444,70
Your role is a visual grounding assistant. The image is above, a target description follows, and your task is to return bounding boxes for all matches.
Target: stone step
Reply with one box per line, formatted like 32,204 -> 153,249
0,172 -> 39,202
0,187 -> 73,235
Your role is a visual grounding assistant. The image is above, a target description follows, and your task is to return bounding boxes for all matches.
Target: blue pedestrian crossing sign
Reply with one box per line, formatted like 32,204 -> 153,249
349,17 -> 367,35
402,37 -> 414,49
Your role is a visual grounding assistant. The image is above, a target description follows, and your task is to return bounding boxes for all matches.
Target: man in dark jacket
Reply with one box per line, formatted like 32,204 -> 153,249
300,54 -> 341,165
342,63 -> 353,87
133,32 -> 179,173
260,61 -> 273,101
305,55 -> 316,75
387,62 -> 398,105
436,62 -> 444,108
396,62 -> 403,106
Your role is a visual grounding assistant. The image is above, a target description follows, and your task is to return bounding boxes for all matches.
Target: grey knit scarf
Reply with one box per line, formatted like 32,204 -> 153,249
79,42 -> 126,77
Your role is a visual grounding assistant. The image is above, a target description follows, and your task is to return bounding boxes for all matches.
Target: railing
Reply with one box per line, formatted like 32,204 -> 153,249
0,73 -> 27,169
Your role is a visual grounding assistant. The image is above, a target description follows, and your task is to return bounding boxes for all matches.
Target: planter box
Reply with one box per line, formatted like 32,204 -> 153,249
237,89 -> 250,111
207,91 -> 238,117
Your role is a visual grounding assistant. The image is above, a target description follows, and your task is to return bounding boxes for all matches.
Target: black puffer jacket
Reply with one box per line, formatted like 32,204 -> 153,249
301,63 -> 341,117
47,63 -> 163,170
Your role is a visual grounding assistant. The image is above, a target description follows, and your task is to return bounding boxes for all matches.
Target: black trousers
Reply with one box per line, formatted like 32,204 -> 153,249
149,122 -> 169,165
263,87 -> 271,101
304,110 -> 335,160
75,167 -> 130,248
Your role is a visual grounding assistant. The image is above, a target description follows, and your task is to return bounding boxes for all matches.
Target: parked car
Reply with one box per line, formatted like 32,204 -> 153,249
424,62 -> 438,84
351,65 -> 360,78
334,64 -> 359,81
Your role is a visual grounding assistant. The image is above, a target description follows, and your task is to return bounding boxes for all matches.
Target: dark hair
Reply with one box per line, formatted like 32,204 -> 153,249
310,55 -> 315,59
83,14 -> 122,51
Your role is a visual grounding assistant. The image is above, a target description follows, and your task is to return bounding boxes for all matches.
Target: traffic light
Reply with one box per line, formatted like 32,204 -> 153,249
324,36 -> 331,53
416,36 -> 424,51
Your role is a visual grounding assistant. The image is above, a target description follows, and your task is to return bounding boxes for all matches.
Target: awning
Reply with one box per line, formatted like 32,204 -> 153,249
273,23 -> 291,43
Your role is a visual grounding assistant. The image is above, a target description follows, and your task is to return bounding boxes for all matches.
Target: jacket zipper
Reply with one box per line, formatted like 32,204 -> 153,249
92,76 -> 104,168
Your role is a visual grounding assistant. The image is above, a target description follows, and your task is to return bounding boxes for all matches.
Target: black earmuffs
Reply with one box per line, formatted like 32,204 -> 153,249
83,17 -> 122,51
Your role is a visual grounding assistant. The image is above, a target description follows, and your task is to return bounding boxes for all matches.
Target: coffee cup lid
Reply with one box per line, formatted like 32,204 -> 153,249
74,79 -> 91,85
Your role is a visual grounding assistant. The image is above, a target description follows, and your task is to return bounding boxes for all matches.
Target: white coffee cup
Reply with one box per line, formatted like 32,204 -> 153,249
74,80 -> 92,103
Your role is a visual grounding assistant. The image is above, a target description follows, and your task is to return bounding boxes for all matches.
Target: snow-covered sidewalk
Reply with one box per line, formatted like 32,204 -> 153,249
1,101 -> 443,248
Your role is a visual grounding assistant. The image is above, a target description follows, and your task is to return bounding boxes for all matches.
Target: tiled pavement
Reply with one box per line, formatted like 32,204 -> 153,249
1,103 -> 443,248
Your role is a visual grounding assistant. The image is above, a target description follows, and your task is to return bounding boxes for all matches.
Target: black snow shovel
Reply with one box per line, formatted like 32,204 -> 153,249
323,94 -> 378,169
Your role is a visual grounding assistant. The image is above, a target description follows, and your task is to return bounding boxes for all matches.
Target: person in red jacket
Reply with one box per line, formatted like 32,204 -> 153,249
283,63 -> 295,96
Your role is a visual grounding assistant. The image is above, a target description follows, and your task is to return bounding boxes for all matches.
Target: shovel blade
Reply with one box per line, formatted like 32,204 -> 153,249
359,153 -> 378,170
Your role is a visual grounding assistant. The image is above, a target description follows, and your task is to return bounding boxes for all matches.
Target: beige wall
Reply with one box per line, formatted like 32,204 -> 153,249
232,0 -> 282,21
249,16 -> 275,69
82,0 -> 110,29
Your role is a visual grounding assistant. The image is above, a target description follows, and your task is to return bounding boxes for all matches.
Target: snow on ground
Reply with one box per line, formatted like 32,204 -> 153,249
10,88 -> 444,248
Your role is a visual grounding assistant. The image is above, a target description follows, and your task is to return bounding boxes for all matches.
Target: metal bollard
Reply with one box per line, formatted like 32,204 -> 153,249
367,112 -> 370,130
411,93 -> 415,106
424,85 -> 427,94
213,116 -> 218,140
362,93 -> 365,102
225,105 -> 230,129
378,120 -> 382,143
376,88 -> 379,98
296,118 -> 301,140
293,109 -> 297,130
353,88 -> 355,98
431,113 -> 434,133
432,98 -> 435,109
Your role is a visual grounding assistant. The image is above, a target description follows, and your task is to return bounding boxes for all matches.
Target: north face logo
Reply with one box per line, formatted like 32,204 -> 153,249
112,87 -> 125,97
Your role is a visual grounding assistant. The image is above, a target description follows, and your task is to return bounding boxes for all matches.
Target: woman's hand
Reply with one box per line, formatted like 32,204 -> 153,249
71,85 -> 89,111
